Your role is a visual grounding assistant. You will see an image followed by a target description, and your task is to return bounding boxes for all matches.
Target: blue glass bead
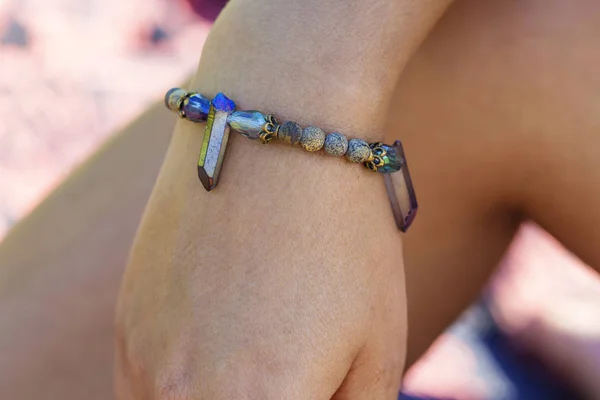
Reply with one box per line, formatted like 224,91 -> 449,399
212,92 -> 236,112
182,93 -> 211,122
227,111 -> 269,139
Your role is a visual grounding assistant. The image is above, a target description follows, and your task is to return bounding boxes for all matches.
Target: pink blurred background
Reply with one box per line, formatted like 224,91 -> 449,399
0,0 -> 212,236
1,0 -> 599,398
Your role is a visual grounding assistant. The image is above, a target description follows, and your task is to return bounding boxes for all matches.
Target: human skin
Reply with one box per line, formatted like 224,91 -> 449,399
0,105 -> 174,399
396,0 -> 600,370
2,0 -> 600,398
115,1 -> 454,398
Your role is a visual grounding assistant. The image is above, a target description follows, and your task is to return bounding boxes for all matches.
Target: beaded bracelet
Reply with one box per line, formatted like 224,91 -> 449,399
164,88 -> 418,232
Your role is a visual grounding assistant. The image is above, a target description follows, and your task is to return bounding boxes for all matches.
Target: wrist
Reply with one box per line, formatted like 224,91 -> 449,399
189,0 -> 450,142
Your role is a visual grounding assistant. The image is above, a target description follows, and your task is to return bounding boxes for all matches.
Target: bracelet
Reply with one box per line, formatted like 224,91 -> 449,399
164,88 -> 418,232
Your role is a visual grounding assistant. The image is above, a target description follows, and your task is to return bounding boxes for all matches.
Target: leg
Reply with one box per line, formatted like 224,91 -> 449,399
0,102 -> 174,399
388,0 -> 600,372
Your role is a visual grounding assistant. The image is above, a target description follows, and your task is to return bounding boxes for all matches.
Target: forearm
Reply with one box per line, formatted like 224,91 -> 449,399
0,101 -> 174,399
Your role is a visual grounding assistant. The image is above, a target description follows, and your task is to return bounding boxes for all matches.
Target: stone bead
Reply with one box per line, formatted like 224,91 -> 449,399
182,93 -> 211,122
323,132 -> 348,157
346,138 -> 372,163
300,126 -> 325,152
277,121 -> 303,145
227,111 -> 269,139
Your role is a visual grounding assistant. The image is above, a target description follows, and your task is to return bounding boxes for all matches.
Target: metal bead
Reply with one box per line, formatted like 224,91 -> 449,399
277,121 -> 303,145
323,132 -> 348,157
164,88 -> 187,113
346,138 -> 372,163
300,126 -> 325,152
211,92 -> 236,112
259,115 -> 279,144
227,110 -> 270,139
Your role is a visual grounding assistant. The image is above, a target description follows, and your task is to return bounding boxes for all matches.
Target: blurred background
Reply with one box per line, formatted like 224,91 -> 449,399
0,0 -> 218,236
1,0 -> 599,399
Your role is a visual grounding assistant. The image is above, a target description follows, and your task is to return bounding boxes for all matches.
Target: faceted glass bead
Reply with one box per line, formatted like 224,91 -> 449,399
182,94 -> 211,122
365,143 -> 403,173
377,146 -> 402,173
227,111 -> 268,139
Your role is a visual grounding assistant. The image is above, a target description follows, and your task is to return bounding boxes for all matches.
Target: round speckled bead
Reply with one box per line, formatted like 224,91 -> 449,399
346,138 -> 372,163
300,126 -> 325,152
278,121 -> 303,145
323,132 -> 348,157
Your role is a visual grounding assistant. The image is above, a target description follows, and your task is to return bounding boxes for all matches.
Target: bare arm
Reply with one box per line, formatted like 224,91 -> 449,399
116,1 -> 453,398
0,102 -> 173,399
